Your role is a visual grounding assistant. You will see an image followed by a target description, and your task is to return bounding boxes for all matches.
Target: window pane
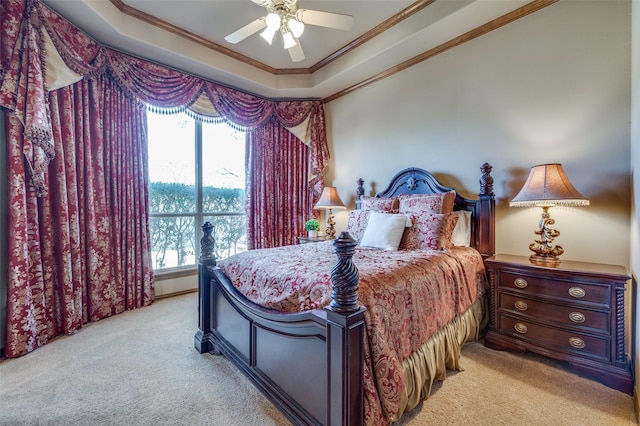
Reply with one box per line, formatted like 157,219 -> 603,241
148,111 -> 196,213
204,215 -> 247,260
149,216 -> 196,269
202,122 -> 245,213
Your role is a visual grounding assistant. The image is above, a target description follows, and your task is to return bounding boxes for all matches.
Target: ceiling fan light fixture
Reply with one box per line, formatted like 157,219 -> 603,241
260,27 -> 277,45
225,0 -> 353,63
265,12 -> 281,31
288,17 -> 304,38
282,31 -> 296,49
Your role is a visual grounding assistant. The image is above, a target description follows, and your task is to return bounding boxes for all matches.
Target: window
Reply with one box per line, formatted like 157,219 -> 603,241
147,110 -> 247,271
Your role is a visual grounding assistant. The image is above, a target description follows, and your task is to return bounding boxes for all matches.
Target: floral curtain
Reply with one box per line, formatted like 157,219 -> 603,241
4,67 -> 154,358
0,0 -> 329,356
247,119 -> 311,249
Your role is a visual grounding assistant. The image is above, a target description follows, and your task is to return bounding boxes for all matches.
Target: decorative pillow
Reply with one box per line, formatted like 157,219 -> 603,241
345,210 -> 371,242
360,196 -> 398,212
359,212 -> 411,251
451,210 -> 472,247
398,191 -> 456,215
400,212 -> 459,250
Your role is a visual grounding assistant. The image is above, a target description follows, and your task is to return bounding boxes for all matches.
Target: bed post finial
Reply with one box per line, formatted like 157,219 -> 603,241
477,163 -> 495,258
200,221 -> 216,266
480,163 -> 494,196
356,178 -> 364,210
329,232 -> 360,313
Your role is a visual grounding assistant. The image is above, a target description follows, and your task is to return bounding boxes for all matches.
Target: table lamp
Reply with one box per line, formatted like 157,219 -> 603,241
314,187 -> 346,239
510,163 -> 589,265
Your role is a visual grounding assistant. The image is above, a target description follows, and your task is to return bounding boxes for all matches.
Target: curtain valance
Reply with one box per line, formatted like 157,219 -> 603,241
1,0 -> 329,198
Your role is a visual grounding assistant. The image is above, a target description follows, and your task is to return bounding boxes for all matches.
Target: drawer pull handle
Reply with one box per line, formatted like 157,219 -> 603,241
568,312 -> 586,323
514,323 -> 528,334
568,287 -> 586,298
514,278 -> 528,289
514,300 -> 528,311
569,337 -> 586,349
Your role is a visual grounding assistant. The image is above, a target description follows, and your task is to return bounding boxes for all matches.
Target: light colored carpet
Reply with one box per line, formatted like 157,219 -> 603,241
0,293 -> 636,426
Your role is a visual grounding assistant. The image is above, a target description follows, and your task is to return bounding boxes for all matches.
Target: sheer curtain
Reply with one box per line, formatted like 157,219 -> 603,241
1,0 -> 329,357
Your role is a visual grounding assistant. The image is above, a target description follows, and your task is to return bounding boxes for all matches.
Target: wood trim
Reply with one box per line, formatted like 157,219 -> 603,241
109,0 -> 279,74
108,0 -> 436,76
308,0 -> 436,73
323,0 -> 559,103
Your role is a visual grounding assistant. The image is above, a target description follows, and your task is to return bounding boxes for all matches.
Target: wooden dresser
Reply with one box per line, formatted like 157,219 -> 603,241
484,254 -> 633,394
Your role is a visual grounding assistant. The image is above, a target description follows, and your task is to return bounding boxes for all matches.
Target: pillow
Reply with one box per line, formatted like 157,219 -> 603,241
400,212 -> 459,250
345,210 -> 371,242
398,191 -> 456,215
360,196 -> 398,212
451,210 -> 472,247
359,212 -> 411,251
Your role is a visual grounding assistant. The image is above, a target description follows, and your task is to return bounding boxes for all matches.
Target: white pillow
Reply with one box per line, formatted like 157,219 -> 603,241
451,210 -> 472,247
359,212 -> 411,251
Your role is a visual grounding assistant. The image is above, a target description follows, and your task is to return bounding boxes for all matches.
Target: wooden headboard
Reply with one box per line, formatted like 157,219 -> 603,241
355,164 -> 495,258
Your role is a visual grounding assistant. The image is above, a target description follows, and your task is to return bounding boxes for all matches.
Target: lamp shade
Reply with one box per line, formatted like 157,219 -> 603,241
260,28 -> 277,44
288,18 -> 305,38
510,164 -> 589,208
282,31 -> 296,49
314,187 -> 346,210
265,12 -> 281,31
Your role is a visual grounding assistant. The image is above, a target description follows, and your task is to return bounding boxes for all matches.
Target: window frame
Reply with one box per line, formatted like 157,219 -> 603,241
149,114 -> 246,276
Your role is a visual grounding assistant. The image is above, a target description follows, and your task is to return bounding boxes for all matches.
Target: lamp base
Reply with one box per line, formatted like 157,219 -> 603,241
529,254 -> 561,266
527,205 -> 564,266
325,209 -> 337,239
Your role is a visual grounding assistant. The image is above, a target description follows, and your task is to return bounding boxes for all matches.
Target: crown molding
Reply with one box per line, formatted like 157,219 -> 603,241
108,0 -> 436,76
324,0 -> 559,103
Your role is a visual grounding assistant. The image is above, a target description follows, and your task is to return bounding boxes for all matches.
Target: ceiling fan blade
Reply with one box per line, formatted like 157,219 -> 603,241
224,18 -> 266,44
297,9 -> 354,31
250,0 -> 272,7
288,40 -> 305,62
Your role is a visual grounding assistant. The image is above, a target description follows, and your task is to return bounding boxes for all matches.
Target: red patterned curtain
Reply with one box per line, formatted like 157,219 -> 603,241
4,72 -> 153,358
247,120 -> 311,249
0,0 -> 329,356
244,100 -> 328,249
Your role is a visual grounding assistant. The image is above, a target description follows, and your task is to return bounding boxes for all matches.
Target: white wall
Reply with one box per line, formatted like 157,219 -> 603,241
325,1 -> 631,268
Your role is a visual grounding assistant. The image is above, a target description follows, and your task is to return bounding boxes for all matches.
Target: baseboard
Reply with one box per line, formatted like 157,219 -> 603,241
155,288 -> 197,300
154,272 -> 197,298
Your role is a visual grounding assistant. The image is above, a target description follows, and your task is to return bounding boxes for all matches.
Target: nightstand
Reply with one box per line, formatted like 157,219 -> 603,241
484,254 -> 633,394
298,236 -> 327,244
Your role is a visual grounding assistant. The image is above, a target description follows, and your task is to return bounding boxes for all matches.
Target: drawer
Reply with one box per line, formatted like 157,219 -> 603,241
499,314 -> 610,361
498,271 -> 609,306
499,293 -> 610,334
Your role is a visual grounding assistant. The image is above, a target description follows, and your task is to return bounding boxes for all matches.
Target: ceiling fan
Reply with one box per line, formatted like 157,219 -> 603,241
224,0 -> 354,63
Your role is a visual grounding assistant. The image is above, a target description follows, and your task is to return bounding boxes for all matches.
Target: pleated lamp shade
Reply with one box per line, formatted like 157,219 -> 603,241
510,164 -> 589,208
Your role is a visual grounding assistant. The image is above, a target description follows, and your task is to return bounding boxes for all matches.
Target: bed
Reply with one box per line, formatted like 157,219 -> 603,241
194,164 -> 495,426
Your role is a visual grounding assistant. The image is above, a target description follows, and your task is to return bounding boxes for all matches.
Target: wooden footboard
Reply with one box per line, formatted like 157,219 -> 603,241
195,224 -> 366,425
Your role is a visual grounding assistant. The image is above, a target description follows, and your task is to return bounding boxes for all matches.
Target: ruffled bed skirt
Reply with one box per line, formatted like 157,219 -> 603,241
394,295 -> 489,421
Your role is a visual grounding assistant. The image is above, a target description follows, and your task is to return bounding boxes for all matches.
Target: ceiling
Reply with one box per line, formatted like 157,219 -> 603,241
39,0 -> 546,99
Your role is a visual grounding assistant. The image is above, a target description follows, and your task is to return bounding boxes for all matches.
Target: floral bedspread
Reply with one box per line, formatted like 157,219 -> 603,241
218,241 -> 486,425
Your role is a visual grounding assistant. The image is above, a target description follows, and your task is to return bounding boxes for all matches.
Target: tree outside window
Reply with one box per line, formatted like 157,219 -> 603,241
147,111 -> 247,270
